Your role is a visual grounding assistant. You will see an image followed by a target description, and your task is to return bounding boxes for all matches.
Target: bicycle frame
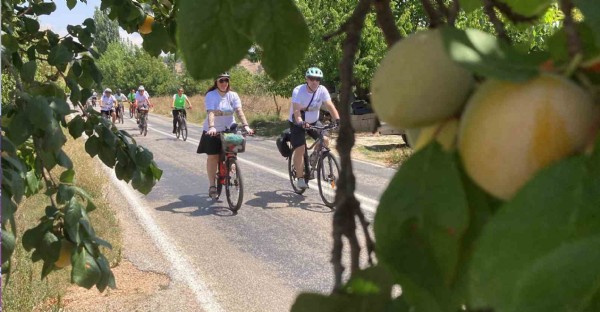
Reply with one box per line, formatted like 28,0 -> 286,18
302,126 -> 332,180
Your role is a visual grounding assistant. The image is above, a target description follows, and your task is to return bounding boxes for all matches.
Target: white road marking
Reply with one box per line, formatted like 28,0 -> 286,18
103,166 -> 225,312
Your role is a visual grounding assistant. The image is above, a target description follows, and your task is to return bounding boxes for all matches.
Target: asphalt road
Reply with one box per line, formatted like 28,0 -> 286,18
111,112 -> 397,312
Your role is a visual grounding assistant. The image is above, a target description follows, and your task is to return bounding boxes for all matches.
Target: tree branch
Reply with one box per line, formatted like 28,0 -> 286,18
373,0 -> 402,46
448,0 -> 460,26
483,0 -> 510,42
420,0 -> 442,28
559,0 -> 582,59
434,0 -> 450,21
489,0 -> 539,23
331,0 -> 374,292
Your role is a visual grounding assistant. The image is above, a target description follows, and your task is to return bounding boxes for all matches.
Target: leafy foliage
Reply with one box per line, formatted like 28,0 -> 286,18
92,8 -> 120,54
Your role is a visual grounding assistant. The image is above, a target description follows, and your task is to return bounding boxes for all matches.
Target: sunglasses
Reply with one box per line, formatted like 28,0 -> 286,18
218,78 -> 229,83
307,77 -> 321,82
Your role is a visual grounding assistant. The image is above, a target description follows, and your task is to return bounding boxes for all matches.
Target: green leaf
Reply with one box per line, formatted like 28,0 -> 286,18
64,199 -> 83,244
98,143 -> 116,168
511,235 -> 600,311
547,22 -> 600,65
441,27 -> 544,81
498,0 -> 553,17
142,22 -> 173,57
71,246 -> 101,289
85,135 -> 101,157
50,99 -> 70,117
23,17 -> 40,33
66,0 -> 77,10
291,293 -> 353,312
2,34 -> 19,53
374,143 -> 468,311
2,230 -> 16,265
20,61 -> 37,83
135,148 -> 153,169
177,0 -> 252,80
25,170 -> 42,195
68,115 -> 86,139
48,44 -> 73,66
39,231 -> 61,263
32,2 -> 57,15
232,0 -> 309,80
149,162 -> 163,180
7,110 -> 31,146
131,169 -> 154,195
468,156 -> 600,311
95,254 -> 116,292
56,150 -> 73,169
575,0 -> 600,47
60,169 -> 76,183
83,18 -> 96,34
57,184 -> 76,204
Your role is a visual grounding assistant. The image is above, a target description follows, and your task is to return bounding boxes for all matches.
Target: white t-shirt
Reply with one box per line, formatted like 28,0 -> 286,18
100,95 -> 116,111
135,91 -> 150,110
288,84 -> 331,124
202,89 -> 241,131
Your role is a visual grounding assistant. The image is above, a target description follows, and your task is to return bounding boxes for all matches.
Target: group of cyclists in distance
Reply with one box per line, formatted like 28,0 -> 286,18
88,67 -> 341,200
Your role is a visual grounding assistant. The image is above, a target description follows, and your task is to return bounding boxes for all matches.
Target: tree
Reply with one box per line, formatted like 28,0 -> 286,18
4,1 -> 600,312
92,7 -> 120,54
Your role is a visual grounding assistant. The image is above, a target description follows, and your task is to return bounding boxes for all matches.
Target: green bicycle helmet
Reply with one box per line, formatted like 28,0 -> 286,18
305,67 -> 323,78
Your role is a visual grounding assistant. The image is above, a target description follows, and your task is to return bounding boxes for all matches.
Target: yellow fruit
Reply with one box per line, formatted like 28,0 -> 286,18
55,239 -> 74,269
138,15 -> 154,35
458,74 -> 600,200
371,28 -> 474,129
410,118 -> 459,152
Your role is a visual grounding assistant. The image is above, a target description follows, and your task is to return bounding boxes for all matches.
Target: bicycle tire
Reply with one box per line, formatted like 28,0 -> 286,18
317,152 -> 340,208
129,107 -> 133,118
175,118 -> 181,139
225,158 -> 243,212
213,173 -> 223,199
181,118 -> 187,141
288,154 -> 307,194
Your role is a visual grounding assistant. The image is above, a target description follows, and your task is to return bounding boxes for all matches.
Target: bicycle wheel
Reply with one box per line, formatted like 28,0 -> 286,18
225,158 -> 243,212
317,152 -> 340,208
288,154 -> 307,194
139,116 -> 144,135
181,118 -> 187,141
213,171 -> 223,199
175,118 -> 181,139
129,107 -> 133,118
143,118 -> 148,136
119,107 -> 124,123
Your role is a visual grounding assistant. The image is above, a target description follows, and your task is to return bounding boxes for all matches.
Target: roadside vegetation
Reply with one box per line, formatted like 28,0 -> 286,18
1,136 -> 123,312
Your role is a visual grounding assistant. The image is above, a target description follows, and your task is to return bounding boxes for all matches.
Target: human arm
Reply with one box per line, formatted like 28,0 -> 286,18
172,94 -> 176,109
234,107 -> 253,135
321,100 -> 340,126
292,102 -> 310,128
185,95 -> 192,109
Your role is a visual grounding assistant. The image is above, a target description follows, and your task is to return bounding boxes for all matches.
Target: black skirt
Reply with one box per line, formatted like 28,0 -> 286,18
197,131 -> 222,155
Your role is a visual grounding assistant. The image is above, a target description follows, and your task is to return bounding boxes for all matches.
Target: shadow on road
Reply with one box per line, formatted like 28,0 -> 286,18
245,190 -> 333,213
155,193 -> 237,217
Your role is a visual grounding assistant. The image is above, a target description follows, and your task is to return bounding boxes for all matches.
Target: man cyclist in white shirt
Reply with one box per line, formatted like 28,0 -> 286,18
134,85 -> 153,128
99,88 -> 117,123
289,67 -> 340,190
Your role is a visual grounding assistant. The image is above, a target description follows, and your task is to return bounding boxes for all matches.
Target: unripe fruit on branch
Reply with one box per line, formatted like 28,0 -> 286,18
54,239 -> 74,269
371,29 -> 474,129
458,74 -> 600,200
406,118 -> 459,152
138,15 -> 154,35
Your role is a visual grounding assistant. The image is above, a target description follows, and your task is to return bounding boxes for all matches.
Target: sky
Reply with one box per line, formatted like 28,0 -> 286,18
38,0 -> 143,46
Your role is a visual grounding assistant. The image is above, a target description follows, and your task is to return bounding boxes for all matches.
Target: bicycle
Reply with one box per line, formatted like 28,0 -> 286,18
138,109 -> 148,136
129,102 -> 135,118
288,123 -> 340,208
212,125 -> 250,213
116,104 -> 124,124
174,108 -> 189,141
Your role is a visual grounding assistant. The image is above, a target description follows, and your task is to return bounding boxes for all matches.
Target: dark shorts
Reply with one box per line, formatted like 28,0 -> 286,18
197,131 -> 222,155
100,109 -> 114,116
289,121 -> 326,149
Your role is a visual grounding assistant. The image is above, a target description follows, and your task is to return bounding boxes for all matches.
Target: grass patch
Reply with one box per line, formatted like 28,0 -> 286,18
2,136 -> 123,312
250,115 -> 290,137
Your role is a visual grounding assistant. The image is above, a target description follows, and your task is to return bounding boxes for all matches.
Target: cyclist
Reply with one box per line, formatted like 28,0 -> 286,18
135,85 -> 152,128
99,88 -> 117,123
289,67 -> 340,190
115,89 -> 127,121
91,89 -> 98,107
172,87 -> 193,133
127,88 -> 137,117
196,73 -> 254,199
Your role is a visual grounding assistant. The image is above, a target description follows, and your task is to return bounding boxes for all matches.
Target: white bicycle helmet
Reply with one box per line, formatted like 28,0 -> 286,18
217,72 -> 230,79
104,88 -> 112,93
305,67 -> 323,78
138,85 -> 145,91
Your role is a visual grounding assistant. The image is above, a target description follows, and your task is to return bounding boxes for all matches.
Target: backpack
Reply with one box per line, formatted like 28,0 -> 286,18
276,129 -> 292,158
